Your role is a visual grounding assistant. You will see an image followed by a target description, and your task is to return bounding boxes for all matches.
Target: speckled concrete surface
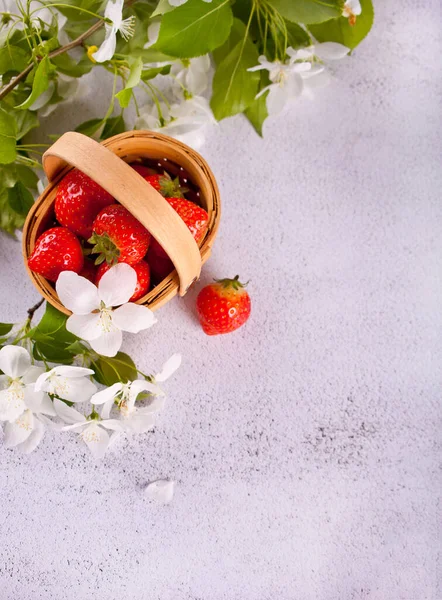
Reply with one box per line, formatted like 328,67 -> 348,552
0,2 -> 441,599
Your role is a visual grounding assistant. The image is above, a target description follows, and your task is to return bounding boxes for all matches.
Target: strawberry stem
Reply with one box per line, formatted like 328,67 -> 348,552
214,275 -> 248,290
88,232 -> 120,266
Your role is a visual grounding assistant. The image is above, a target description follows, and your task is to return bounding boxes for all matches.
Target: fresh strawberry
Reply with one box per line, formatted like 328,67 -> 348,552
131,164 -> 154,179
134,168 -> 186,198
79,258 -> 97,283
96,260 -> 151,301
89,204 -> 151,266
55,168 -> 115,239
196,276 -> 251,336
148,197 -> 209,282
28,227 -> 84,282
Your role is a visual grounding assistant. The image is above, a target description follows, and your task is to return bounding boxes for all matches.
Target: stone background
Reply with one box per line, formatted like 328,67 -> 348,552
0,1 -> 440,598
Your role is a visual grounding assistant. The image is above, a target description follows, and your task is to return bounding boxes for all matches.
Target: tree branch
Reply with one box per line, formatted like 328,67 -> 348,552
27,298 -> 44,322
0,19 -> 104,101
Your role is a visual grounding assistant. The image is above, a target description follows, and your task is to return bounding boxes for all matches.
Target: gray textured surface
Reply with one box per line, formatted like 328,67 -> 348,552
0,2 -> 441,599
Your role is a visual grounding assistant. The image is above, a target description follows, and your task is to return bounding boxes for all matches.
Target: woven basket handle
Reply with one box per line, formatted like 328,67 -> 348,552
42,132 -> 201,295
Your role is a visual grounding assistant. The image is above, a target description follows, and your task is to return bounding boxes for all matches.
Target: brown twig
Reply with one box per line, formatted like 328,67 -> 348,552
27,298 -> 44,322
0,19 -> 104,101
0,0 -> 138,101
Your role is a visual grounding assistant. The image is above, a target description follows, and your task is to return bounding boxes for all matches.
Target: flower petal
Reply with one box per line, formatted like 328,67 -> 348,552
145,479 -> 175,504
0,387 -> 26,422
56,271 -> 100,315
125,412 -> 156,434
53,398 -> 87,424
21,365 -> 45,384
53,375 -> 97,403
100,418 -> 124,432
81,423 -> 110,459
128,380 -> 164,406
18,416 -> 45,454
266,84 -> 291,116
98,263 -> 137,307
104,0 -> 124,24
100,398 -> 115,420
23,386 -> 45,412
4,409 -> 34,447
90,382 -> 123,405
37,393 -> 56,417
113,303 -> 157,333
52,366 -> 95,379
156,353 -> 181,382
0,345 -> 31,378
89,330 -> 123,358
315,42 -> 350,61
92,25 -> 117,63
66,313 -> 102,341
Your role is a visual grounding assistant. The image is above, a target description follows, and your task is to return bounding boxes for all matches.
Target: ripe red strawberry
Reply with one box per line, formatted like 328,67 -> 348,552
79,258 -> 97,283
148,197 -> 209,282
131,164 -> 153,179
55,168 -> 115,239
89,205 -> 151,266
132,166 -> 186,198
28,227 -> 84,282
196,276 -> 251,336
95,260 -> 151,301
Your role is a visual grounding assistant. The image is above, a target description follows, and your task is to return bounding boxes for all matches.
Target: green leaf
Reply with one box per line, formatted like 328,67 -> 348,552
308,0 -> 374,49
155,0 -> 233,58
0,108 -> 17,164
15,56 -> 55,110
115,88 -> 132,109
101,115 -> 126,139
0,165 -> 17,189
212,17 -> 245,66
55,0 -> 103,21
75,118 -> 104,137
0,323 -> 13,336
51,52 -> 93,77
140,64 -> 171,82
91,352 -> 137,386
115,56 -> 143,108
0,189 -> 25,235
0,45 -> 29,75
244,73 -> 269,136
15,110 -> 39,140
267,0 -> 341,24
210,33 -> 260,121
31,302 -> 78,364
286,21 -> 312,48
7,181 -> 34,216
14,165 -> 39,190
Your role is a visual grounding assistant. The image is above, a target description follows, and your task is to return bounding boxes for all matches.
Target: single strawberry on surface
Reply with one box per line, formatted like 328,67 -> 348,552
55,168 -> 115,239
196,276 -> 251,336
89,204 -> 151,266
28,227 -> 84,282
148,197 -> 209,282
96,259 -> 151,301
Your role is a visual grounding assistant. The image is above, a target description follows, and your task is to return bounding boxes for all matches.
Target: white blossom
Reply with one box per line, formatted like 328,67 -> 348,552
145,479 -> 175,504
249,43 -> 350,115
169,0 -> 211,6
342,0 -> 362,24
91,354 -> 181,434
135,96 -> 215,149
171,55 -> 212,97
0,346 -> 56,453
35,365 -> 97,403
92,0 -> 135,63
54,399 -> 123,459
56,264 -> 157,358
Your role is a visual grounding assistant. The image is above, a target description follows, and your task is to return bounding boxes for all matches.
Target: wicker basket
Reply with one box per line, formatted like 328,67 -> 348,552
22,131 -> 221,316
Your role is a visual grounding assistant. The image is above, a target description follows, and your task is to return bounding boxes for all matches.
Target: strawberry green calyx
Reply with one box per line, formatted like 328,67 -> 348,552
158,173 -> 188,199
214,275 -> 248,291
88,232 -> 120,266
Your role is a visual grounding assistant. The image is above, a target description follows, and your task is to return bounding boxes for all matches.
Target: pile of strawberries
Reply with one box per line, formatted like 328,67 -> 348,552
28,164 -> 209,302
